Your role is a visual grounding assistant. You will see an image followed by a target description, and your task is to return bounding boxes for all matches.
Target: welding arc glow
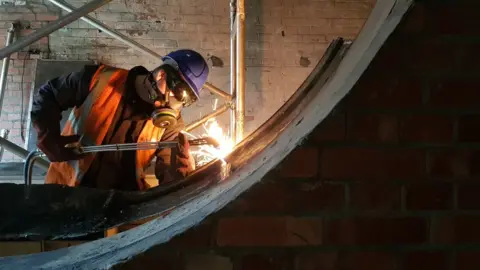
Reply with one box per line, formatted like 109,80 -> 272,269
184,100 -> 234,167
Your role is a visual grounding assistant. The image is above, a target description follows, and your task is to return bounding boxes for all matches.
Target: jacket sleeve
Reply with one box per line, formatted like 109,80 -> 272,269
30,64 -> 101,132
155,115 -> 195,183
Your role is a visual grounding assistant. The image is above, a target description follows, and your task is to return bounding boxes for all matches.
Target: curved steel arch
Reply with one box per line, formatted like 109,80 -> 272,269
0,38 -> 343,242
0,0 -> 413,268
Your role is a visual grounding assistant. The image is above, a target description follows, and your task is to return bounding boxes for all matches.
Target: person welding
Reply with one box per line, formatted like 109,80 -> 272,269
30,49 -> 209,191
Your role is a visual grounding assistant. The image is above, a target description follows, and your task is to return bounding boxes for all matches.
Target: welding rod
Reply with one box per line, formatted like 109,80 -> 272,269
79,141 -> 177,153
67,137 -> 220,154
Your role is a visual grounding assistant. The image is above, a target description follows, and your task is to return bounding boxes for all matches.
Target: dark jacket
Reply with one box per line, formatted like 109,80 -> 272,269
31,64 -> 185,190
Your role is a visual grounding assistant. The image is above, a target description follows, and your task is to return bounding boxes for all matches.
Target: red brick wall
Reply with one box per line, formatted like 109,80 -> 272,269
118,0 -> 480,269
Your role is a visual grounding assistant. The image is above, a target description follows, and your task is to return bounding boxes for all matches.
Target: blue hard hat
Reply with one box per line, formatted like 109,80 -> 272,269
162,49 -> 209,99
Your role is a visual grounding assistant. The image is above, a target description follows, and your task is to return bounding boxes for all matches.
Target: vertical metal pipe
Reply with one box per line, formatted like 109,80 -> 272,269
0,0 -> 112,59
235,0 -> 246,142
0,129 -> 10,161
0,24 -> 16,117
24,150 -> 45,198
230,0 -> 237,144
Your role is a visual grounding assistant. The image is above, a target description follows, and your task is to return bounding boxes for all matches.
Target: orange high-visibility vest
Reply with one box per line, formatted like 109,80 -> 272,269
45,65 -> 165,190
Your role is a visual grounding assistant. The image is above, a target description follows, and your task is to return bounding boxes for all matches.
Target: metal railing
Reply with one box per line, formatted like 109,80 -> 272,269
0,137 -> 49,169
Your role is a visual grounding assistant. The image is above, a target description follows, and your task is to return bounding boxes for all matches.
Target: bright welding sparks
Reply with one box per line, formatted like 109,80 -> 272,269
186,119 -> 234,167
203,119 -> 234,159
185,99 -> 235,167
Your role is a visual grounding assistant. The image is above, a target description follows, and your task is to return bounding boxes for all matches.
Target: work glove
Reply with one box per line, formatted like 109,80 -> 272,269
35,124 -> 83,162
175,132 -> 195,177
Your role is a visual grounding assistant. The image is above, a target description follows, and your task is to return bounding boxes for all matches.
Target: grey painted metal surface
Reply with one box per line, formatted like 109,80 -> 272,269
0,0 -> 413,268
0,162 -> 45,183
0,0 -> 112,59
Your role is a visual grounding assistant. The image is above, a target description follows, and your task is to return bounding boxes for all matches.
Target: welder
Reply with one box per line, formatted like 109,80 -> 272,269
30,49 -> 209,191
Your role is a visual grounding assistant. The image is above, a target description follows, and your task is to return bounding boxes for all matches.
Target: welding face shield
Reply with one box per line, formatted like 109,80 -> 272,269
146,65 -> 198,128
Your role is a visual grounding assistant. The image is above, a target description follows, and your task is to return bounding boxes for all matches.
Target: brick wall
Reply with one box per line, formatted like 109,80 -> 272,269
0,0 -> 51,161
115,1 -> 480,269
0,0 -> 373,161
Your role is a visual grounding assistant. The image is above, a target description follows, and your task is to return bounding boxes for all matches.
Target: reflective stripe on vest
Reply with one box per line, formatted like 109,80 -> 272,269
46,65 -> 165,189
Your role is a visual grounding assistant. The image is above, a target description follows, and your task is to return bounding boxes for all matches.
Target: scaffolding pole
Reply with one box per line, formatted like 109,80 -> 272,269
0,23 -> 17,118
203,83 -> 233,101
0,137 -> 50,170
235,0 -> 246,141
46,0 -> 162,59
0,0 -> 112,59
185,104 -> 230,132
229,0 -> 237,144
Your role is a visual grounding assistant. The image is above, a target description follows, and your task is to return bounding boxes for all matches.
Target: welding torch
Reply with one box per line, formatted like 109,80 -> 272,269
64,137 -> 220,155
23,136 -> 219,193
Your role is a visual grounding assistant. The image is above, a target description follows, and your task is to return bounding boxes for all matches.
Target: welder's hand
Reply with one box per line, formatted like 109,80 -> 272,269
37,130 -> 83,162
175,133 -> 195,177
